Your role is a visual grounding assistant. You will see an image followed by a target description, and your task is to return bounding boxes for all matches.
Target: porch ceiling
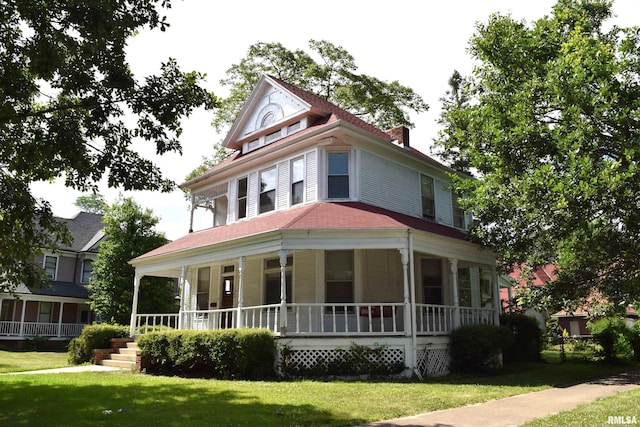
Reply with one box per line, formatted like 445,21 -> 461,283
132,202 -> 468,267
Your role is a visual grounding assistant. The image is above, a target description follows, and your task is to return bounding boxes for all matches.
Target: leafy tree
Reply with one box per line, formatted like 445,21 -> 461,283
435,0 -> 640,310
88,197 -> 176,325
74,194 -> 107,215
1,1 -> 216,293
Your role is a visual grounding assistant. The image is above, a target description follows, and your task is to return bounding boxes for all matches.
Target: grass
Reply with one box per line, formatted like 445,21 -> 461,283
0,358 -> 636,427
521,388 -> 640,427
0,350 -> 70,373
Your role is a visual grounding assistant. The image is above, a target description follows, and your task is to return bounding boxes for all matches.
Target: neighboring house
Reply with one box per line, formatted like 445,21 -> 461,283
500,264 -> 638,337
129,75 -> 501,377
0,212 -> 103,348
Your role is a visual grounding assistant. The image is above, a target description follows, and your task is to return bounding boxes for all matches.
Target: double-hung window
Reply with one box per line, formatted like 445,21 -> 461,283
44,255 -> 58,280
452,193 -> 465,228
81,259 -> 93,283
327,152 -> 349,199
291,158 -> 304,206
197,267 -> 211,311
237,177 -> 248,219
421,174 -> 435,220
259,167 -> 277,213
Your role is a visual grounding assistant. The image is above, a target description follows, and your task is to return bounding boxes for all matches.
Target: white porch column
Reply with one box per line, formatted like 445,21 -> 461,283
57,302 -> 64,337
236,257 -> 245,328
408,231 -> 418,375
449,258 -> 461,329
129,274 -> 141,337
178,266 -> 189,330
398,248 -> 411,337
491,266 -> 501,325
279,250 -> 288,333
19,299 -> 27,337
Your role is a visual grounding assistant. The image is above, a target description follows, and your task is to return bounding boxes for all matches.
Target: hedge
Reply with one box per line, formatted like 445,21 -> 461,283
500,312 -> 543,363
137,328 -> 276,379
67,323 -> 129,364
449,324 -> 513,373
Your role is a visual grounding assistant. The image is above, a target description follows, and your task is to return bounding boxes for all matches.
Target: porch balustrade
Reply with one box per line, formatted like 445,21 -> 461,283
134,303 -> 496,337
0,321 -> 85,338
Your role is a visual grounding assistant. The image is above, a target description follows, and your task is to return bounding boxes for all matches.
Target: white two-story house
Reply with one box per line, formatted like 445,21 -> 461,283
129,75 -> 500,377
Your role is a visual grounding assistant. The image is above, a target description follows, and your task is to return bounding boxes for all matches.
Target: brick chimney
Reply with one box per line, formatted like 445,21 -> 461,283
387,125 -> 410,148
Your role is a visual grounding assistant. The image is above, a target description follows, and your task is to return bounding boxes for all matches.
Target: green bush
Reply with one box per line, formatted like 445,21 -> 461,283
137,329 -> 276,379
67,323 -> 129,364
629,321 -> 640,361
500,312 -> 543,363
587,317 -> 630,363
449,324 -> 513,373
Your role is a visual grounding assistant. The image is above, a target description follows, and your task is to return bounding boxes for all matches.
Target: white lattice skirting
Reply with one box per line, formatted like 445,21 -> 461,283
416,347 -> 450,377
286,346 -> 405,371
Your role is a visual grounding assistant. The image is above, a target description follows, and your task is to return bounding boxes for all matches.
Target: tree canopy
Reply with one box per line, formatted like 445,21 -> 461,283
1,1 -> 216,292
88,197 -> 176,325
436,0 -> 640,313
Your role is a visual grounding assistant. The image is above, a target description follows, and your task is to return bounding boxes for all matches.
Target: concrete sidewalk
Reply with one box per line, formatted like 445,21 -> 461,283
361,370 -> 640,427
3,365 -> 127,375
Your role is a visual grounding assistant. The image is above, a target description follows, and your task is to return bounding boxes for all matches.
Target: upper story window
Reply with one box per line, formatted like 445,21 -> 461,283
81,259 -> 93,283
421,174 -> 435,220
44,255 -> 58,280
327,152 -> 350,199
452,193 -> 465,228
237,177 -> 248,219
259,167 -> 277,214
291,158 -> 304,206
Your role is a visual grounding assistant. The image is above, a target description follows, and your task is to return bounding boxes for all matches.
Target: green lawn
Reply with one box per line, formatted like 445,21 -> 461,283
521,388 -> 640,427
0,350 -> 70,373
0,360 -> 635,427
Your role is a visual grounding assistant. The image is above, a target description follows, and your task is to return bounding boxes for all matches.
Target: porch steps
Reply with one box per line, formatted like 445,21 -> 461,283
100,341 -> 139,370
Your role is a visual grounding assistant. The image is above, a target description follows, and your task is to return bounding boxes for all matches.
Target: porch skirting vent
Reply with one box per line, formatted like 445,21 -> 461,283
416,347 -> 450,377
283,346 -> 405,375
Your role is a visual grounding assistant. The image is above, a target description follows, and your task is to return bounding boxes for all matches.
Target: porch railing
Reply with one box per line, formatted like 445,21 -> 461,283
415,304 -> 456,335
0,321 -> 85,338
134,303 -> 496,337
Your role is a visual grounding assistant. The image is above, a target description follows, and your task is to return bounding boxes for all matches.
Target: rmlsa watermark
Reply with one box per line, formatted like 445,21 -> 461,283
608,416 -> 638,425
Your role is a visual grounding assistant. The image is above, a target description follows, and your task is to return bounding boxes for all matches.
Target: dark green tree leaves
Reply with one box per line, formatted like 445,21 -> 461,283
436,0 -> 640,310
1,1 -> 216,292
88,197 -> 176,325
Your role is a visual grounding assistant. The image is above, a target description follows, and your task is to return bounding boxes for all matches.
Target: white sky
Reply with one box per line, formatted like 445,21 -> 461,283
30,0 -> 639,241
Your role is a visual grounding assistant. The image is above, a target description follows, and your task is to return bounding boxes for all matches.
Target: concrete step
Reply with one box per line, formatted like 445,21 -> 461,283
119,347 -> 140,356
101,359 -> 137,369
126,342 -> 139,349
110,353 -> 137,362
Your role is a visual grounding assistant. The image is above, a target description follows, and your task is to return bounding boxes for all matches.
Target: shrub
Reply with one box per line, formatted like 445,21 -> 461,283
587,317 -> 630,363
137,328 -> 276,379
449,324 -> 513,373
67,323 -> 129,364
629,321 -> 640,361
500,312 -> 543,363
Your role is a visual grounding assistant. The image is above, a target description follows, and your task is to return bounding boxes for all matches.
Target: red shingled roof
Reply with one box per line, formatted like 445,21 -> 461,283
134,202 -> 467,261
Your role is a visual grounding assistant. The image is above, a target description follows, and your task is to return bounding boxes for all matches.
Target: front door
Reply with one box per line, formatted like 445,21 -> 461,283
221,268 -> 234,328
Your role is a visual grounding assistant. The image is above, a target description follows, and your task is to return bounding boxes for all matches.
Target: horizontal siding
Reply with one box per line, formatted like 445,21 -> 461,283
362,249 -> 404,302
293,251 -> 316,303
359,150 -> 421,217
